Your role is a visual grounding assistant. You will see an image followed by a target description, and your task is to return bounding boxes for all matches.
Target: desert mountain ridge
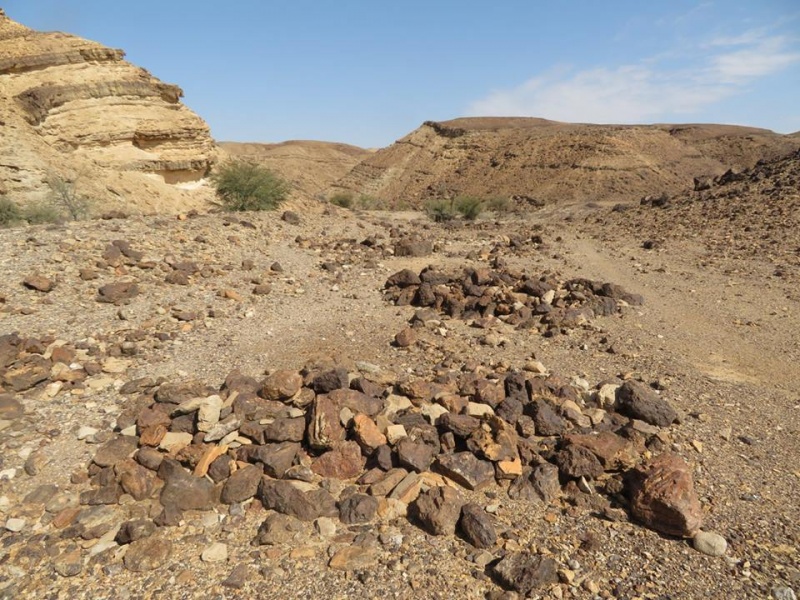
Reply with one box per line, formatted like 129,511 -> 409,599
1,9 -> 798,217
326,117 -> 800,208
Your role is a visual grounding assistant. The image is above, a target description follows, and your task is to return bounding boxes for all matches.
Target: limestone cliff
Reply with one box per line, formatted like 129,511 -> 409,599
0,9 -> 216,213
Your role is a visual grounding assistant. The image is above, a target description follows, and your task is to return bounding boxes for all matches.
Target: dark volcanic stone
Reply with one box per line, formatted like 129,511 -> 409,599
508,464 -> 561,504
311,368 -> 350,393
616,381 -> 677,427
555,444 -> 604,479
458,503 -> 497,549
93,436 -> 138,468
115,519 -> 156,545
158,459 -> 217,511
97,281 -> 139,304
396,438 -> 435,473
221,464 -> 263,504
528,399 -> 566,436
434,452 -> 495,491
492,552 -> 559,595
258,477 -> 328,521
338,494 -> 379,524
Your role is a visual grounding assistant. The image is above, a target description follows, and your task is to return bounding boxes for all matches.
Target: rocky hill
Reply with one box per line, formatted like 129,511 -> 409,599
329,117 -> 799,208
0,9 -> 216,214
219,141 -> 370,204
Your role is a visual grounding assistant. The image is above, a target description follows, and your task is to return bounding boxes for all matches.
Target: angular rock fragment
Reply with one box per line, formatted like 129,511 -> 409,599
459,503 -> 497,549
492,552 -> 559,595
412,486 -> 463,535
616,381 -> 677,427
628,452 -> 702,537
435,452 -> 495,491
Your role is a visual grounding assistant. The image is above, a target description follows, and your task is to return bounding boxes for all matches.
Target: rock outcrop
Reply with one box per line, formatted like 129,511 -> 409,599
0,9 -> 216,213
329,117 -> 799,208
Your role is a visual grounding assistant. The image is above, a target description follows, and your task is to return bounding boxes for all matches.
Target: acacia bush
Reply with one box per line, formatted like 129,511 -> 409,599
211,160 -> 290,211
454,196 -> 483,220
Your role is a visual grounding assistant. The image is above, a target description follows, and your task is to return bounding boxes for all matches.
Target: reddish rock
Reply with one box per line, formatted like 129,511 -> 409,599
459,503 -> 497,549
307,394 -> 345,450
261,370 -> 303,401
22,275 -> 54,292
435,452 -> 496,491
221,464 -> 263,504
563,432 -> 639,471
311,441 -> 365,479
628,452 -> 703,537
394,327 -> 416,348
412,486 -> 463,535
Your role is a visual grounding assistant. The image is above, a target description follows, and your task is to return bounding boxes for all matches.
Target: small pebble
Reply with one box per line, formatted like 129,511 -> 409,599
693,530 -> 727,556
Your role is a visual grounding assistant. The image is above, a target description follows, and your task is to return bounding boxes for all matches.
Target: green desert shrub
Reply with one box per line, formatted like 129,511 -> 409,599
454,196 -> 483,220
424,199 -> 457,222
329,191 -> 354,209
47,174 -> 91,220
0,197 -> 23,227
484,196 -> 512,214
211,160 -> 290,211
23,201 -> 63,224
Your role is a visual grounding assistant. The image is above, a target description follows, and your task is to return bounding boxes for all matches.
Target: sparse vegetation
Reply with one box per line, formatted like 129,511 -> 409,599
23,201 -> 63,224
211,160 -> 290,212
484,195 -> 512,214
424,198 -> 457,222
329,191 -> 354,209
0,197 -> 23,227
454,195 -> 483,220
47,174 -> 91,220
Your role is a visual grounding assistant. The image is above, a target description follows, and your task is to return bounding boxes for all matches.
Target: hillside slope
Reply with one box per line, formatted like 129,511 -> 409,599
219,140 -> 370,203
329,117 -> 799,207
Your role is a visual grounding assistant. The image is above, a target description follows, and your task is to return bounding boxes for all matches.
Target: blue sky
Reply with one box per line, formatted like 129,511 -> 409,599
4,1 -> 800,147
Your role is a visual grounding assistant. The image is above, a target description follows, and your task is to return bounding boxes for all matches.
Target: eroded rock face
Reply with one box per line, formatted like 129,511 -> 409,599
0,11 -> 215,211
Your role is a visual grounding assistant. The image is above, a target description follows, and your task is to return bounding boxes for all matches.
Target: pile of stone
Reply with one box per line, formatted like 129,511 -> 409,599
384,265 -> 644,335
66,356 -> 705,591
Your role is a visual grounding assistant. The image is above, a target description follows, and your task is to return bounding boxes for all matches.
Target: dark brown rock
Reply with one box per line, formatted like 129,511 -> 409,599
394,238 -> 432,257
459,503 -> 497,549
492,552 -> 559,595
158,459 -> 217,512
124,537 -> 172,572
22,275 -> 54,292
115,519 -> 156,544
338,493 -> 379,524
528,399 -> 566,436
394,327 -> 416,348
259,479 -> 335,521
508,463 -> 561,504
438,412 -> 481,438
434,452 -> 495,491
628,452 -> 703,537
115,459 -> 155,501
307,394 -> 345,450
254,512 -> 306,545
93,436 -> 138,468
563,432 -> 638,471
310,368 -> 350,393
97,281 -> 139,304
616,381 -> 677,427
412,486 -> 463,535
328,388 -> 383,417
2,356 -> 51,391
221,464 -> 263,504
208,454 -> 234,482
262,417 -> 306,443
397,437 -> 435,473
251,442 -> 300,479
555,444 -> 604,479
385,268 -> 422,288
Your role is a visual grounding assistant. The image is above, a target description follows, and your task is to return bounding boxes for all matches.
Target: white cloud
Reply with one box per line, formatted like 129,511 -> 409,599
466,30 -> 800,124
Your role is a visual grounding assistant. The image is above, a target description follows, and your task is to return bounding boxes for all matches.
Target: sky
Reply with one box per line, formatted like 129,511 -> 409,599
4,1 -> 800,148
